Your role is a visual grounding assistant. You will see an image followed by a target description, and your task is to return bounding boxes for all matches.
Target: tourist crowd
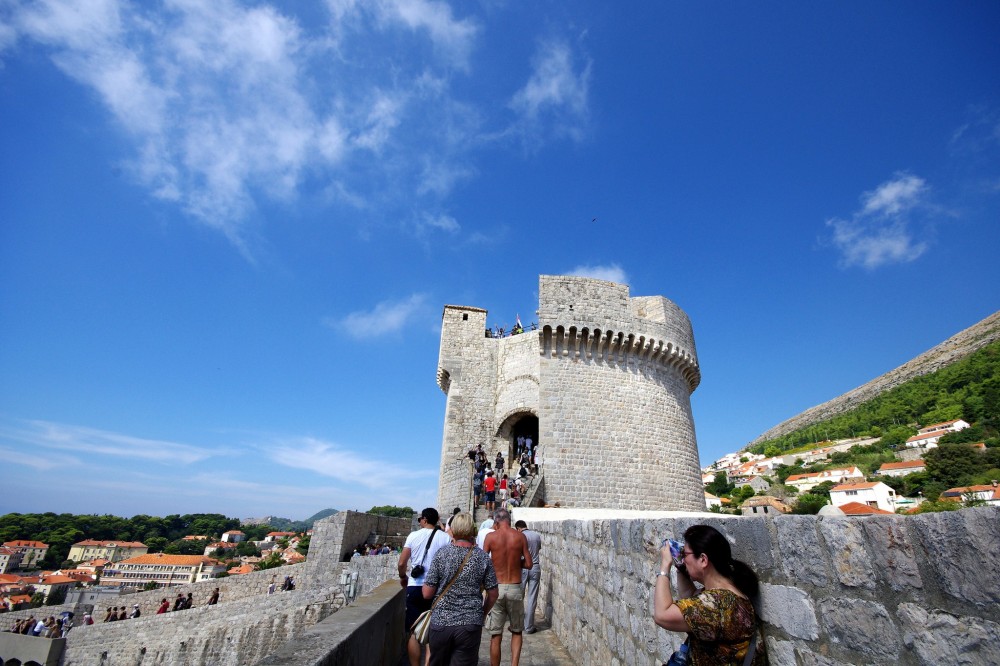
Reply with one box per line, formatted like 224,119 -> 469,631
468,438 -> 539,512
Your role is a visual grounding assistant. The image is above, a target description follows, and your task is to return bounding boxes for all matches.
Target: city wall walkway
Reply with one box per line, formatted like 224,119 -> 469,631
397,618 -> 573,665
474,618 -> 574,666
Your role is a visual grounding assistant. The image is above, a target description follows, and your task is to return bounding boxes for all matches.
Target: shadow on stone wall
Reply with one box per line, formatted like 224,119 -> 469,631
519,506 -> 1000,666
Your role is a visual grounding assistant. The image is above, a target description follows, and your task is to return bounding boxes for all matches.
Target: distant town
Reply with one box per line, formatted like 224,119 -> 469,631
701,417 -> 999,516
0,527 -> 310,613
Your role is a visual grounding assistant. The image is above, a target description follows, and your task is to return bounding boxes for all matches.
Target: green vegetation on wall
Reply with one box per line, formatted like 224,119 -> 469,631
750,340 -> 1000,456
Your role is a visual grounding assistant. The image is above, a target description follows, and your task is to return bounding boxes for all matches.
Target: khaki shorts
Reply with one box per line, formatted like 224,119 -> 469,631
486,584 -> 524,635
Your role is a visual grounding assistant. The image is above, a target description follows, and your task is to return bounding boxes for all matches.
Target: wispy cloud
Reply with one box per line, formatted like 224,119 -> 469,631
373,0 -> 478,70
567,263 -> 628,284
267,436 -> 431,488
1,0 -> 490,253
509,37 -> 591,142
825,173 -> 930,270
324,293 -> 430,338
0,418 -> 220,465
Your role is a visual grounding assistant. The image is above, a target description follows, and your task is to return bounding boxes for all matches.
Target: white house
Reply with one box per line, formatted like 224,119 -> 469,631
830,481 -> 898,513
905,431 -> 946,449
917,419 -> 970,435
941,482 -> 1000,506
907,419 -> 972,448
704,492 -> 722,510
221,530 -> 246,543
786,466 -> 865,492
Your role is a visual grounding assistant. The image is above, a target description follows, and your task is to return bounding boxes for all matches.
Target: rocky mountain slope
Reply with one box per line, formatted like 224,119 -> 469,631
747,310 -> 1000,448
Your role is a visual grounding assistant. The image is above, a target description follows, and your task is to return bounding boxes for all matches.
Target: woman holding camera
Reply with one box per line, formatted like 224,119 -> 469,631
652,524 -> 764,665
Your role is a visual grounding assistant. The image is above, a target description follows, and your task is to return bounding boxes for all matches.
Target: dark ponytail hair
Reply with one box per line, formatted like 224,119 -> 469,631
683,524 -> 759,599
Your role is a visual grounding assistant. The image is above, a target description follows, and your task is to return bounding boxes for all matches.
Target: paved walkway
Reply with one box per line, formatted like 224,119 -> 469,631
399,618 -> 574,666
474,619 -> 573,666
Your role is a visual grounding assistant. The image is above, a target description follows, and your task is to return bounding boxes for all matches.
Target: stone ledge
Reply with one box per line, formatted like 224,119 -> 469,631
256,581 -> 405,666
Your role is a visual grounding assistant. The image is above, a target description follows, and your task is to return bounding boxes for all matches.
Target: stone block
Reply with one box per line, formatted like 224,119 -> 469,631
898,602 -> 1000,666
758,583 -> 819,639
858,516 -> 923,591
912,507 -> 1000,607
818,517 -> 875,589
818,597 -> 900,661
774,516 -> 829,586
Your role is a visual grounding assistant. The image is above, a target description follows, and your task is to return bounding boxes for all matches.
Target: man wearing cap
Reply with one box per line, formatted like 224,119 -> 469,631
129,604 -> 141,619
398,508 -> 449,666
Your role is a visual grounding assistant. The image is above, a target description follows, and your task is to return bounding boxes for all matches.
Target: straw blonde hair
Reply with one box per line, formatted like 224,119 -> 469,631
449,512 -> 476,540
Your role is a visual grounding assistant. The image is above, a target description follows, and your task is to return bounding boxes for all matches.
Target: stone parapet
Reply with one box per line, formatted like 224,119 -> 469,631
512,506 -> 1000,666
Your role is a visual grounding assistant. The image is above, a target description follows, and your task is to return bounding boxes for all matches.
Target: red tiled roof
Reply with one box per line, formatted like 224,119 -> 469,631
3,540 -> 48,548
878,460 -> 926,471
831,482 -> 883,491
942,484 -> 998,497
120,554 -> 220,566
838,502 -> 895,515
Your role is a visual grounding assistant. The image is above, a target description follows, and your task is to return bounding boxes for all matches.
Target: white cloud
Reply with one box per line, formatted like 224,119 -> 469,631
0,418 -> 219,465
418,212 -> 460,233
509,38 -> 591,141
826,173 -> 930,269
267,436 -> 430,488
567,263 -> 628,284
375,0 -> 478,70
860,174 -> 926,216
325,293 -> 430,337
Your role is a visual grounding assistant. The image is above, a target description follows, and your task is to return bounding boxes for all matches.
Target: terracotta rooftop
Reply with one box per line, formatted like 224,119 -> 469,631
878,460 -> 926,471
119,554 -> 221,566
831,482 -> 884,491
838,501 -> 895,515
3,540 -> 48,548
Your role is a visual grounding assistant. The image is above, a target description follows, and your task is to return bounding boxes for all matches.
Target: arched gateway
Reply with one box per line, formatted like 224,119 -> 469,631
435,275 -> 705,512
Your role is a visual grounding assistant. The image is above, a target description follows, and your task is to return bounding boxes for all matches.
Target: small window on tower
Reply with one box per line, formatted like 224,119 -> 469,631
462,313 -> 468,321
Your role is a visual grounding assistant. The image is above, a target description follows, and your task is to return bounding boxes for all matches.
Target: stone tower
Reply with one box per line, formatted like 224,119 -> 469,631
436,275 -> 705,512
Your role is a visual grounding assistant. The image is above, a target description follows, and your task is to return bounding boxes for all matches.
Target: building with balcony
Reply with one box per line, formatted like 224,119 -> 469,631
100,553 -> 226,589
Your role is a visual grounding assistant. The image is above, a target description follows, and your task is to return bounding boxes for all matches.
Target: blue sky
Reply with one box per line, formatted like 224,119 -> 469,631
1,1 -> 998,520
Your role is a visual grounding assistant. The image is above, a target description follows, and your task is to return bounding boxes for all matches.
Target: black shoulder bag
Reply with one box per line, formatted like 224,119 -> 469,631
409,525 -> 439,578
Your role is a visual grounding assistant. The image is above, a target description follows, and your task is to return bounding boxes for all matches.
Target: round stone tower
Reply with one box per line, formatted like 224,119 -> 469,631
436,275 -> 705,512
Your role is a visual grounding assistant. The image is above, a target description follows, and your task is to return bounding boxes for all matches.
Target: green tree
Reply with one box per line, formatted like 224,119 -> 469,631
706,472 -> 733,497
924,444 -> 985,488
792,494 -> 829,515
236,541 -> 261,557
142,580 -> 159,591
295,536 -> 310,556
367,505 -> 415,518
45,586 -> 69,606
257,552 -> 284,570
808,481 -> 836,498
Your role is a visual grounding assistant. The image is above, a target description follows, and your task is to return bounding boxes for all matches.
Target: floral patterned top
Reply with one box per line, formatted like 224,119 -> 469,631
675,589 -> 764,666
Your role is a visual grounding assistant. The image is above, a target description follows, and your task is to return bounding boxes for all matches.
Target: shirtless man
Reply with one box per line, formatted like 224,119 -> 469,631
483,508 -> 532,666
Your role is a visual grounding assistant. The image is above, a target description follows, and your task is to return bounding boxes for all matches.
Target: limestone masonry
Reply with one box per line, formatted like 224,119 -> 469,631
436,275 -> 705,512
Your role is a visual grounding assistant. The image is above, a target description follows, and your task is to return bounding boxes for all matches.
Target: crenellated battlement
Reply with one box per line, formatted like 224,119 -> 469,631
540,324 -> 701,391
436,275 -> 705,512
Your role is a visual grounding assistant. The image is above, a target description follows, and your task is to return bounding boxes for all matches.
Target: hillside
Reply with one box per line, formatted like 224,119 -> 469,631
747,310 -> 1000,448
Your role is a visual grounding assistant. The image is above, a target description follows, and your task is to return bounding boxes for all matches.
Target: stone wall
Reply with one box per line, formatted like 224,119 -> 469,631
316,511 -> 412,563
436,275 -> 705,512
514,506 -> 1000,666
3,514 -> 404,666
537,276 -> 704,511
256,582 -> 405,666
